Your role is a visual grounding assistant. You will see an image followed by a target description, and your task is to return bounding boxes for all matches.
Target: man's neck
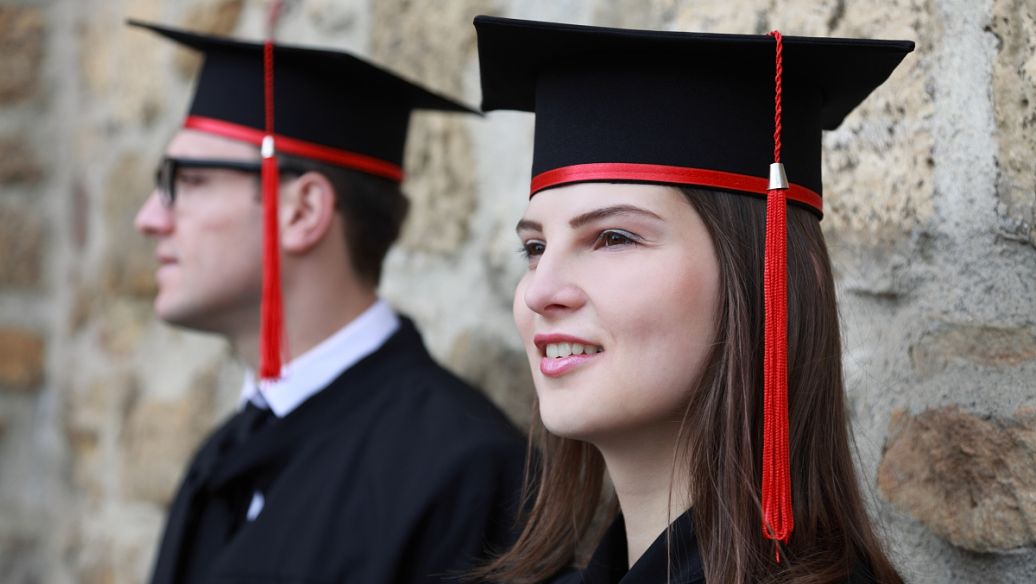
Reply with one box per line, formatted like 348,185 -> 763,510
285,290 -> 378,364
230,283 -> 378,372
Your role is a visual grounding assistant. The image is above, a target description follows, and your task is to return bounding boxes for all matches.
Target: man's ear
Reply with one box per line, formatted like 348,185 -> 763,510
279,171 -> 338,254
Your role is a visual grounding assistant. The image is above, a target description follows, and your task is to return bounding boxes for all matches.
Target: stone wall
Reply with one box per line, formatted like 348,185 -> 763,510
0,0 -> 1032,582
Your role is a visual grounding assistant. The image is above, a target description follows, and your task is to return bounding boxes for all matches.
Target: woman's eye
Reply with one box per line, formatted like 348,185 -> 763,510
595,229 -> 638,248
520,240 -> 546,259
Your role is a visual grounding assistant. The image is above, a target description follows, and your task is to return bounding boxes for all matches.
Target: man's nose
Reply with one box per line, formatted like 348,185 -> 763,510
134,190 -> 174,237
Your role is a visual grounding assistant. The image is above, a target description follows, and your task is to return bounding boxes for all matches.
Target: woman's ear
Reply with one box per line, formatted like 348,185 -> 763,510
279,171 -> 338,254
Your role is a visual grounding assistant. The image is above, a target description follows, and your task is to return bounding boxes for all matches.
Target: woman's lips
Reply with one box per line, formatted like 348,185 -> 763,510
534,334 -> 604,377
539,351 -> 602,377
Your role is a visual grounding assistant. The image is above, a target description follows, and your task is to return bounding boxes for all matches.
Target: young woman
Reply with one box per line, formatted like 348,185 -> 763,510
471,16 -> 914,584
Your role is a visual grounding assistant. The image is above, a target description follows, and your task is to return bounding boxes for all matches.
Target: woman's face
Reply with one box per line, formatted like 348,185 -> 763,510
514,183 -> 720,443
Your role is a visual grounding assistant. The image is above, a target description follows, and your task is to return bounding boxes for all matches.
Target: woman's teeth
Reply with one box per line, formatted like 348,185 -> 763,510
544,342 -> 602,358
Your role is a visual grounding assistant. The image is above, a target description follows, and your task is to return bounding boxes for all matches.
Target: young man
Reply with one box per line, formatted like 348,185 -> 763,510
132,21 -> 525,584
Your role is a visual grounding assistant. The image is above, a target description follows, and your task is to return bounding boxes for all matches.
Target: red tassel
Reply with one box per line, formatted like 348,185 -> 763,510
761,29 -> 793,558
762,183 -> 792,547
257,13 -> 284,381
259,152 -> 283,381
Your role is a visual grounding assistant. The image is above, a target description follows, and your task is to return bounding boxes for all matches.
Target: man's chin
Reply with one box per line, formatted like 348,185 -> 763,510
154,297 -> 220,334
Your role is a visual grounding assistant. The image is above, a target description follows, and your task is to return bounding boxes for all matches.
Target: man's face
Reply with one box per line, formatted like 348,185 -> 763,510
134,129 -> 265,335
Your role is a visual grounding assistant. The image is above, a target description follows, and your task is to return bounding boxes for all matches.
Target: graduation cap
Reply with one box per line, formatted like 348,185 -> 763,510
130,9 -> 477,383
128,19 -> 476,181
474,15 -> 913,555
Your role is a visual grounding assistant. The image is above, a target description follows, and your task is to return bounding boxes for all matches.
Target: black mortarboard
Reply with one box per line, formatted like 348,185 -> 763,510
129,20 -> 478,182
475,15 -> 913,213
474,15 -> 913,556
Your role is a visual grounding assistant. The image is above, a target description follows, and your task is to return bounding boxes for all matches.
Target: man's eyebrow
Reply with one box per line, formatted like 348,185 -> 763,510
515,218 -> 542,233
569,204 -> 663,228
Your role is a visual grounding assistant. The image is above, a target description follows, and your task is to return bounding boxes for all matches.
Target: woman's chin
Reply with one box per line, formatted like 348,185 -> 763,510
541,420 -> 597,442
537,398 -> 608,442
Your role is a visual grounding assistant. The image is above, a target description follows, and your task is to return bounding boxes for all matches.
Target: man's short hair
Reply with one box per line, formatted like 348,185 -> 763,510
279,153 -> 409,286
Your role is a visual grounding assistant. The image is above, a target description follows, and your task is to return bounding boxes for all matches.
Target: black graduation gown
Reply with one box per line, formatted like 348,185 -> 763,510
150,317 -> 526,584
550,512 -> 880,584
550,513 -> 704,584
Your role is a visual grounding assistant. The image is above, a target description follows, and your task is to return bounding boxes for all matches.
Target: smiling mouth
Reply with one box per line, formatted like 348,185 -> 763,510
536,340 -> 605,378
543,342 -> 603,358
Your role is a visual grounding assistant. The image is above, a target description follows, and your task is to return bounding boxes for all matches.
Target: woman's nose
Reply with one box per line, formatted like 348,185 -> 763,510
521,250 -> 588,316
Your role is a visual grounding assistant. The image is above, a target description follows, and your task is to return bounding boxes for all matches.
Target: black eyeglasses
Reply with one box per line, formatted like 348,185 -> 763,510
154,157 -> 303,207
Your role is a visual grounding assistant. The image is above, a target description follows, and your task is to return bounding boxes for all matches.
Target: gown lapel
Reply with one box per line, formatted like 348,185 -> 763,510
576,511 -> 704,584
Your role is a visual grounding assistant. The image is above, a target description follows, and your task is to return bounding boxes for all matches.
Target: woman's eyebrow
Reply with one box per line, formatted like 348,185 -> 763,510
516,205 -> 663,234
568,204 -> 663,228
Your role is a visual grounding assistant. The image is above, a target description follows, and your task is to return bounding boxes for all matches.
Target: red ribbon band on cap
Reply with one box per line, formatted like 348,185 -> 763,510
530,162 -> 822,216
184,116 -> 406,183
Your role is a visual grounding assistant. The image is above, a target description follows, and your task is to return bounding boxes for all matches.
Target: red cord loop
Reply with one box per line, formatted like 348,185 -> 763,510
771,30 -> 783,164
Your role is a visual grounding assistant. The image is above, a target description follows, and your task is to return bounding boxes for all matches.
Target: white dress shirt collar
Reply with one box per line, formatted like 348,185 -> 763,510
239,299 -> 400,418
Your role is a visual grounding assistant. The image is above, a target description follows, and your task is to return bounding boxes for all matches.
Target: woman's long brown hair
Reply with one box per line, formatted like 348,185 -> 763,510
473,188 -> 902,584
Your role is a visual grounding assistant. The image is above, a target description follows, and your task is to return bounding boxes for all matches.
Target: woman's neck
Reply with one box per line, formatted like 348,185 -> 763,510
594,420 -> 691,569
